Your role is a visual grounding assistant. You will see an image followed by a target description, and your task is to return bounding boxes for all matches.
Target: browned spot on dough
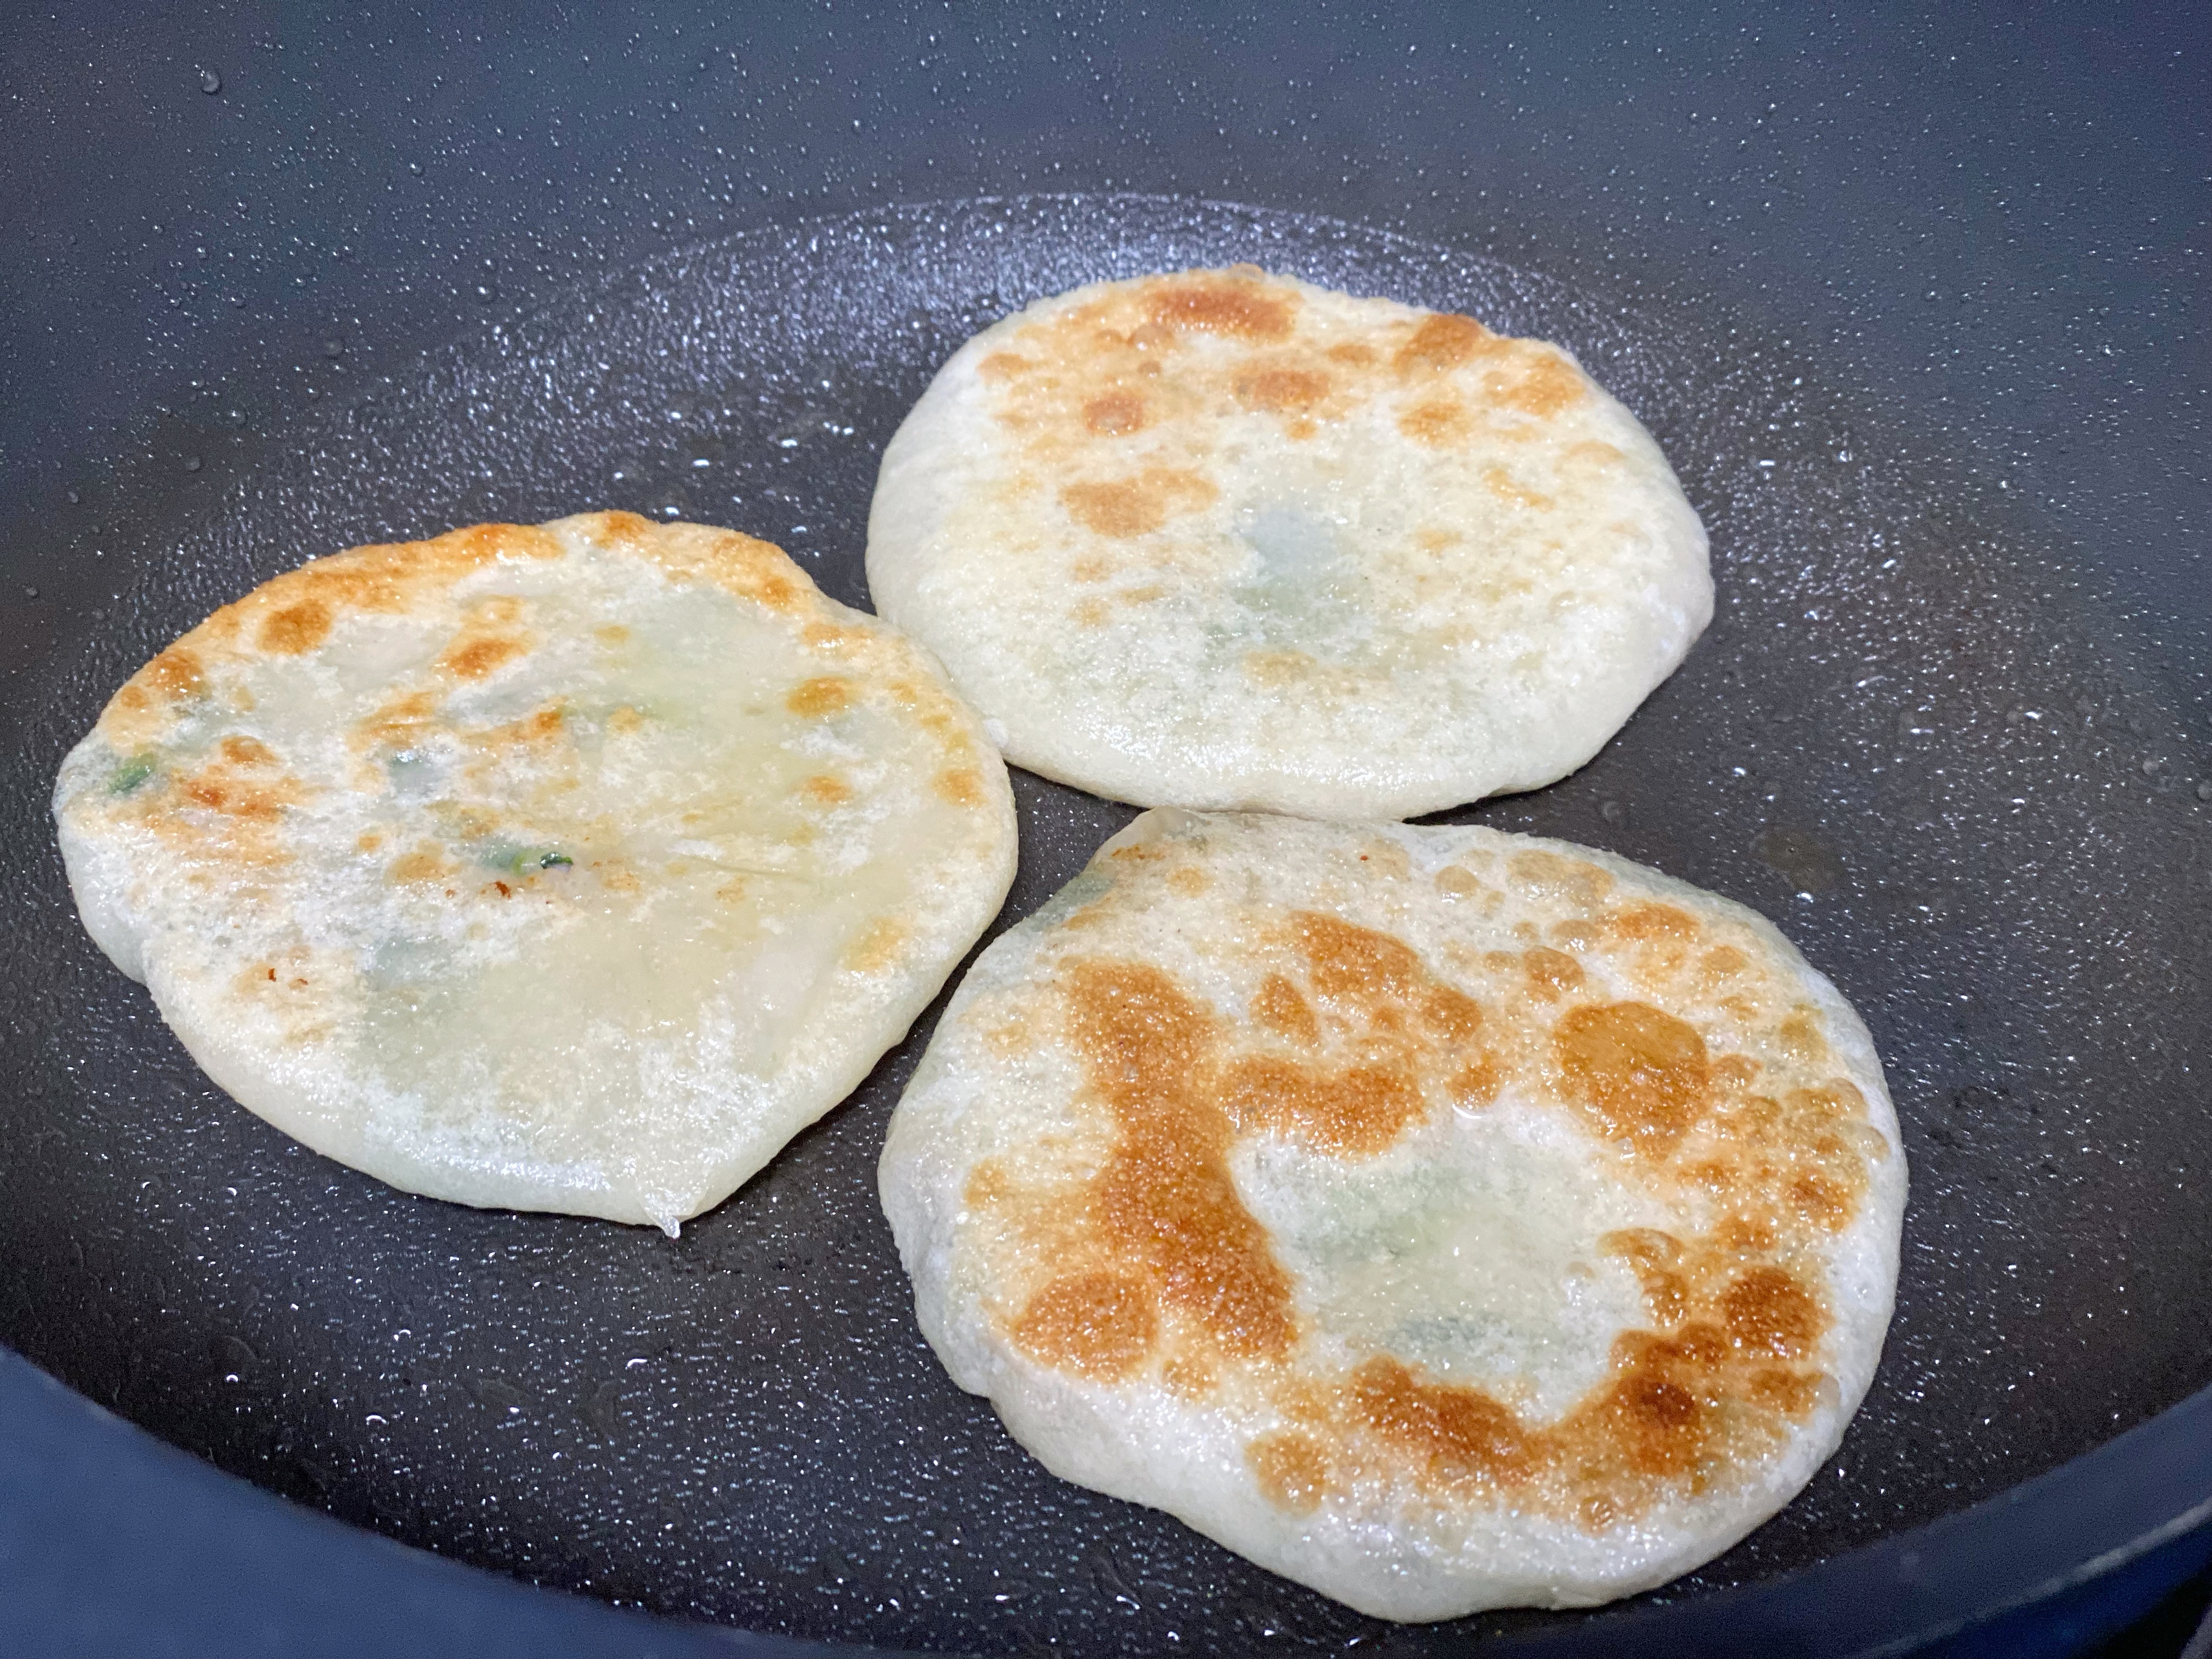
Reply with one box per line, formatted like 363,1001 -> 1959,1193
1716,1212 -> 1779,1254
1361,839 -> 1412,879
934,767 -> 985,807
1778,1011 -> 1832,1066
351,690 -> 437,754
1293,911 -> 1422,1003
1790,1173 -> 1852,1231
607,706 -> 645,737
1749,1367 -> 1825,1416
144,647 -> 205,700
389,846 -> 452,885
1242,650 -> 1313,686
1399,394 -> 1470,447
964,1159 -> 1011,1211
844,917 -> 907,974
1495,350 -> 1586,417
1394,312 -> 1493,373
594,509 -> 653,544
355,831 -> 384,853
594,623 -> 630,644
1602,1227 -> 1685,1274
1222,1056 -> 1425,1158
1698,946 -> 1751,986
1234,365 -> 1330,414
1013,1270 -> 1159,1380
441,634 -> 527,680
1581,1493 -> 1622,1532
1163,1355 -> 1219,1398
1611,902 -> 1699,942
978,351 -> 1033,381
1248,1430 -> 1330,1514
1082,391 -> 1149,435
1351,1356 -> 1537,1488
1072,598 -> 1109,627
1068,962 -> 1300,1361
1326,341 -> 1377,367
1579,1345 -> 1710,1478
259,600 -> 333,656
481,703 -> 565,748
1524,947 -> 1585,999
1510,850 -> 1617,905
1447,1057 -> 1501,1109
786,677 -> 854,717
1423,986 -> 1486,1041
1549,919 -> 1601,953
1806,1078 -> 1869,1118
1434,865 -> 1482,899
178,769 -> 295,822
800,774 -> 851,807
219,735 -> 275,767
1061,468 -> 1217,538
1713,1054 -> 1759,1089
1252,973 -> 1318,1045
754,572 -> 800,611
1722,1267 -> 1826,1358
1166,865 -> 1208,896
1557,1002 -> 1711,1156
1484,466 -> 1554,511
1147,276 -> 1294,339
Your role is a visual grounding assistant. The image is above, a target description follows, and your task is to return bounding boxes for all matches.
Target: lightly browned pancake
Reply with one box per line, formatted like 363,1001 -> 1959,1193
867,267 -> 1711,819
54,512 -> 1017,1231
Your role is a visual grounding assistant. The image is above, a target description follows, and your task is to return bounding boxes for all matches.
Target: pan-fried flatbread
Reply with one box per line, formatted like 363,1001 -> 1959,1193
880,809 -> 1903,1619
54,513 -> 1017,1232
867,268 -> 1711,819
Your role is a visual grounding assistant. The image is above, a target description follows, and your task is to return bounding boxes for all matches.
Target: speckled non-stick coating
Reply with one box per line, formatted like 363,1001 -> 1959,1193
0,196 -> 2206,1655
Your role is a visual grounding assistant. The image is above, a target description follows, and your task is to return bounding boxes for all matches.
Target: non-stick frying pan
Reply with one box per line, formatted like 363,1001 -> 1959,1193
2,6 -> 2206,1656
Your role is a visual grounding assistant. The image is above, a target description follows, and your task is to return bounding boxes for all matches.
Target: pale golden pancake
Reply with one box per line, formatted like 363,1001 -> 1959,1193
880,809 -> 1904,1619
54,513 -> 1017,1231
868,268 -> 1711,818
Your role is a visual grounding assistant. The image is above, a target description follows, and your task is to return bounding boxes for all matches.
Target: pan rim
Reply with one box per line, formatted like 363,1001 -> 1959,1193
1,1341 -> 2204,1656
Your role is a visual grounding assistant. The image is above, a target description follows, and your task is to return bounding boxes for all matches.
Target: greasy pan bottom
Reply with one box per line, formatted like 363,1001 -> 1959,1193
1,196 -> 2206,1656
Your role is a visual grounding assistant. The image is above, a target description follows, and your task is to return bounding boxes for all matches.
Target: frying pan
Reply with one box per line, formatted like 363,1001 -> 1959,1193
2,5 -> 2206,1656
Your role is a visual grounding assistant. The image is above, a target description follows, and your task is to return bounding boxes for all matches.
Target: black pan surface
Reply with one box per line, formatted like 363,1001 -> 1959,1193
1,192 -> 2207,1654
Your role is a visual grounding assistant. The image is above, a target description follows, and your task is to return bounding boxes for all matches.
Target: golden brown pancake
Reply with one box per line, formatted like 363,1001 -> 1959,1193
880,809 -> 1904,1618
